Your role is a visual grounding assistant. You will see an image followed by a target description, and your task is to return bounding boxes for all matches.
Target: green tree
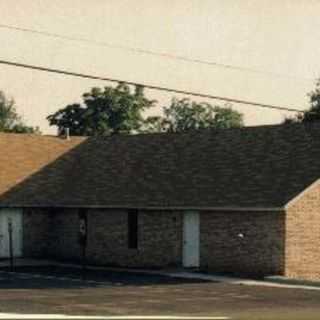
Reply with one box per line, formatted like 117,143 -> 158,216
47,83 -> 156,136
143,98 -> 243,133
0,91 -> 40,134
284,80 -> 320,124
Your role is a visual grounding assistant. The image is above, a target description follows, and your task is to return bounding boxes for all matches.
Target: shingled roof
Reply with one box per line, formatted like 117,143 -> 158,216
1,123 -> 320,209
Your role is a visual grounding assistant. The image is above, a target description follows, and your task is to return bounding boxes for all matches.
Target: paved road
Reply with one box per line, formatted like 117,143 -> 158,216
0,266 -> 320,320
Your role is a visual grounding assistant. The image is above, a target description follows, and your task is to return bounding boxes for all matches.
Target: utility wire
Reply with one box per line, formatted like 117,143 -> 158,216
0,23 -> 315,83
0,58 -> 305,113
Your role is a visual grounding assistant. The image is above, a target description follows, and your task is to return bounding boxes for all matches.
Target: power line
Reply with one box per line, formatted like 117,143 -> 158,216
0,58 -> 305,113
0,23 -> 315,83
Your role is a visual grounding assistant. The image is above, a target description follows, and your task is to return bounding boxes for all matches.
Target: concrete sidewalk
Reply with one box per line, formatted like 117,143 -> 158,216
2,258 -> 320,291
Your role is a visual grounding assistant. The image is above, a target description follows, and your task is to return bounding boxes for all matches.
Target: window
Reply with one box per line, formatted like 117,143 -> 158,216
128,209 -> 138,249
78,209 -> 88,246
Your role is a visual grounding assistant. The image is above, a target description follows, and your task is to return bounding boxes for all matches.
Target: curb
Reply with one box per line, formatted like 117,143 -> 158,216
265,275 -> 320,288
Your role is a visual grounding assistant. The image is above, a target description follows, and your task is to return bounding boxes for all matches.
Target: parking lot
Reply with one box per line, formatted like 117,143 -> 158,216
0,265 -> 320,319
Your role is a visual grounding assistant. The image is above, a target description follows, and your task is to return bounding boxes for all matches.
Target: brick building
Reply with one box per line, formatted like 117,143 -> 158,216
0,123 -> 320,280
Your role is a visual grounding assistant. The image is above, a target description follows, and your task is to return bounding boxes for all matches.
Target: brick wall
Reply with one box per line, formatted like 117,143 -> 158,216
200,211 -> 285,277
86,209 -> 182,267
285,182 -> 320,280
23,207 -> 287,276
49,208 -> 81,260
23,208 -> 51,257
23,208 -> 183,268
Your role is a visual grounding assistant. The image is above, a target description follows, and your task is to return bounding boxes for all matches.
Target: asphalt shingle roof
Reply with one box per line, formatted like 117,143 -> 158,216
1,123 -> 320,209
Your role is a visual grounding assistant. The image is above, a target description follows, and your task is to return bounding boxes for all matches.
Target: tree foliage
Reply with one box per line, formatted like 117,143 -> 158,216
47,83 -> 156,136
284,80 -> 320,124
0,91 -> 40,134
143,98 -> 243,133
48,83 -> 243,136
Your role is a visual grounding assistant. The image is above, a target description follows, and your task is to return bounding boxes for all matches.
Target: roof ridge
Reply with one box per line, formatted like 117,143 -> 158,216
0,132 -> 87,140
90,122 -> 320,140
1,122 -> 320,140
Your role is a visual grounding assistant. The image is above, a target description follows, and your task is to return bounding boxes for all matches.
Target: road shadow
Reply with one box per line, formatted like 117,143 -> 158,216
0,265 -> 210,289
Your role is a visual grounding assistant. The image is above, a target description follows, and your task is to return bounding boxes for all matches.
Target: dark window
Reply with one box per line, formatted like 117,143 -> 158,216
128,209 -> 138,249
78,209 -> 88,246
78,208 -> 87,219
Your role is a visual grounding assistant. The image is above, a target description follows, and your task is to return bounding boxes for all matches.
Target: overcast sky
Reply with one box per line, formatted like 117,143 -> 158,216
0,0 -> 319,134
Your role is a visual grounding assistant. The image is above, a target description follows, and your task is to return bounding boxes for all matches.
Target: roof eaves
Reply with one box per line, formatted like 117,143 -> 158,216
0,204 -> 284,212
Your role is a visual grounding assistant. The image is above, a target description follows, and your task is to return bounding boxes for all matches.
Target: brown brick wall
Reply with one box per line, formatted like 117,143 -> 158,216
23,208 -> 52,258
200,211 -> 285,276
285,182 -> 320,280
23,208 -> 183,268
23,207 -> 287,276
49,209 -> 81,260
86,209 -> 182,267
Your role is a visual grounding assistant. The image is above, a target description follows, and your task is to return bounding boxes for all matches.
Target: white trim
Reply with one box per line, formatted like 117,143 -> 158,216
0,205 -> 283,212
284,179 -> 320,210
183,211 -> 200,267
0,208 -> 23,258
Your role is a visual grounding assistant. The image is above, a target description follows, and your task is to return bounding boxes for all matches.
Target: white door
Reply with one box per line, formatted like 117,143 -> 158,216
183,211 -> 200,267
0,209 -> 23,258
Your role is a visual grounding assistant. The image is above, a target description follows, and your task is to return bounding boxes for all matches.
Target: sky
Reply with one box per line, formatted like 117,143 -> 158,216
0,0 -> 319,134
